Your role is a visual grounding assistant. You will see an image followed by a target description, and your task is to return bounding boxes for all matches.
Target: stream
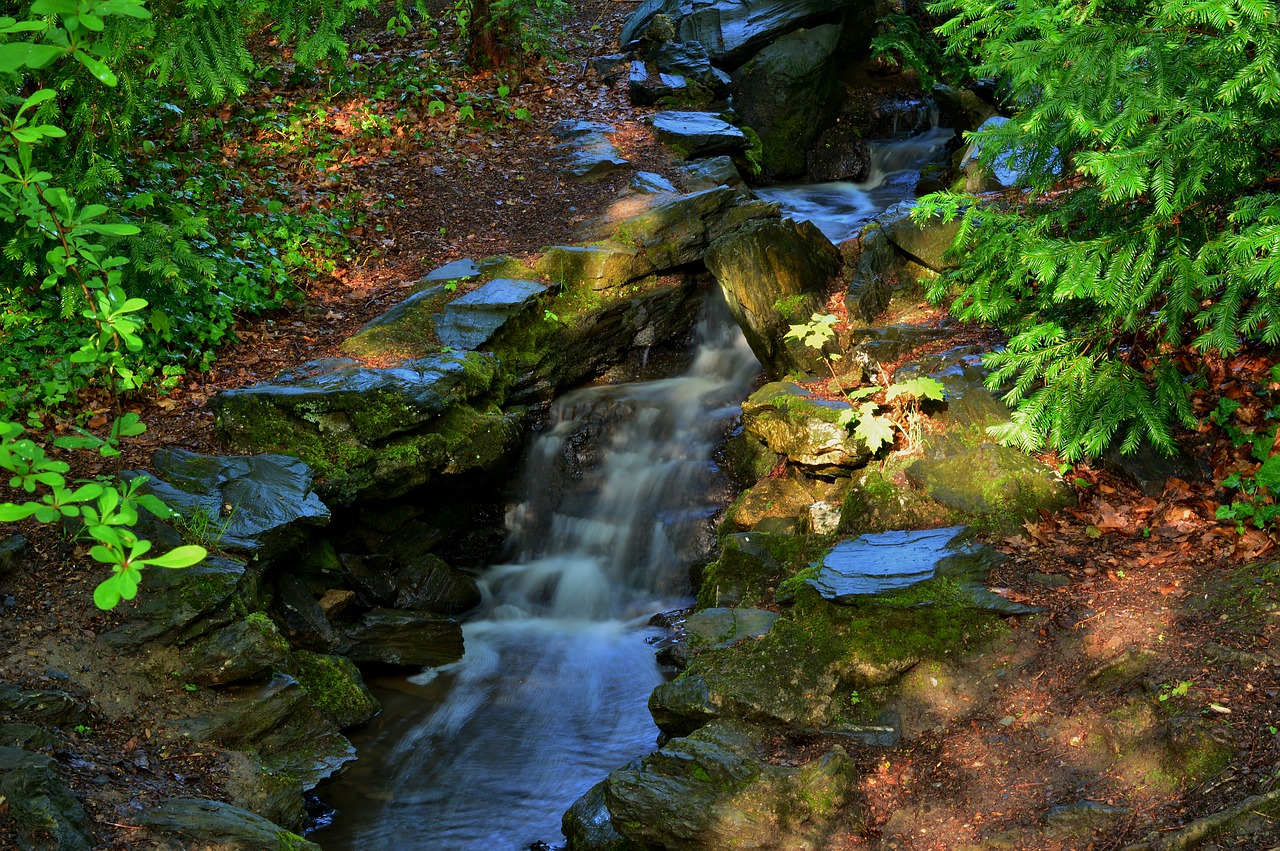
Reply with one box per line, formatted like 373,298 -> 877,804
314,126 -> 951,850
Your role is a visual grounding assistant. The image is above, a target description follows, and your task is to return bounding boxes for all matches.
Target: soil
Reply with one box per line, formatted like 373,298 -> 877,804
2,2 -> 1279,850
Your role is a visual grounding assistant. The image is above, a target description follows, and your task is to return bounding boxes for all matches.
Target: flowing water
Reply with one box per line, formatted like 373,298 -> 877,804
316,294 -> 761,849
754,126 -> 955,243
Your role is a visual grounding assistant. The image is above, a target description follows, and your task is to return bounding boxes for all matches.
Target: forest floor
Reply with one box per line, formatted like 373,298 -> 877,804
2,1 -> 1280,849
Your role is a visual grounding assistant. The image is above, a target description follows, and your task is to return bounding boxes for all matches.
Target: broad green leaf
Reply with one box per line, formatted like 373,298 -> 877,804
73,51 -> 117,85
143,545 -> 207,569
854,411 -> 896,453
93,578 -> 122,609
0,503 -> 40,521
0,42 -> 65,72
1254,455 -> 1280,491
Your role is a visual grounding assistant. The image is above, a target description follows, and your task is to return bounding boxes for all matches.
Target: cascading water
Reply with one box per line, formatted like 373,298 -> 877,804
316,293 -> 761,849
754,124 -> 955,243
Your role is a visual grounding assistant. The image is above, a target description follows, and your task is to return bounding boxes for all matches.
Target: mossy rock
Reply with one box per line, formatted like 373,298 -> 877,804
181,613 -> 291,686
905,443 -> 1075,524
287,650 -> 380,731
604,720 -> 857,851
837,466 -> 961,535
650,594 -> 1007,736
741,382 -> 872,474
723,476 -> 818,533
721,431 -> 782,488
697,531 -> 814,609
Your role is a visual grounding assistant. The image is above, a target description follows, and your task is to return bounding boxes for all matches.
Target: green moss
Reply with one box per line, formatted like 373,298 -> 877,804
288,650 -> 380,730
772,294 -> 810,321
340,290 -> 451,361
759,112 -> 813,178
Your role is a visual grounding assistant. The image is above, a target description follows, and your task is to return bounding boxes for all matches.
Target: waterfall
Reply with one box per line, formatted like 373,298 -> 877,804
316,292 -> 761,850
754,125 -> 955,243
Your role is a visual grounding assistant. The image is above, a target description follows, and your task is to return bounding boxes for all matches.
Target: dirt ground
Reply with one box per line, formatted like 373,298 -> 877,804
2,1 -> 1279,849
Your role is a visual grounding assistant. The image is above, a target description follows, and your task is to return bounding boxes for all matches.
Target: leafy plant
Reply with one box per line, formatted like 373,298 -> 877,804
0,0 -> 206,608
1158,680 -> 1193,702
920,0 -> 1280,460
1216,455 -> 1280,533
784,312 -> 842,380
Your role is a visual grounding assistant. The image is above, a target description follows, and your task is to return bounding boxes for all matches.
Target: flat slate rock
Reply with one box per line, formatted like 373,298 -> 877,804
0,686 -> 90,728
808,526 -> 1040,614
141,449 -> 330,559
101,556 -> 245,650
0,746 -> 94,850
651,111 -> 747,158
434,278 -> 549,350
559,131 -> 631,182
422,257 -> 481,282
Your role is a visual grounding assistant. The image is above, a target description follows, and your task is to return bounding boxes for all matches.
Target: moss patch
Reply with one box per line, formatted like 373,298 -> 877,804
288,650 -> 380,731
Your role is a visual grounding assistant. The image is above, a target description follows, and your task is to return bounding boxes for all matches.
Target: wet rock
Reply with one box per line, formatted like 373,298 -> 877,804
721,429 -> 782,487
630,171 -> 678,195
732,25 -> 842,179
905,444 -> 1075,520
808,119 -> 872,183
138,449 -> 330,560
621,0 -> 868,66
741,382 -> 872,473
394,554 -> 481,614
0,533 -> 27,579
273,574 -> 337,651
102,556 -> 247,650
845,224 -> 917,322
287,650 -> 380,730
134,798 -> 318,850
1043,800 -> 1131,839
559,130 -> 631,182
810,526 -> 1039,614
707,218 -> 839,378
630,61 -> 710,107
0,746 -> 94,850
435,278 -> 551,351
180,614 -> 290,686
171,673 -> 354,791
874,201 -> 962,273
677,155 -> 746,192
651,111 -> 748,158
0,724 -> 58,750
338,552 -> 398,607
0,686 -> 90,728
563,780 -> 644,850
847,325 -> 954,378
335,608 -> 465,668
604,720 -> 856,851
583,186 -> 776,278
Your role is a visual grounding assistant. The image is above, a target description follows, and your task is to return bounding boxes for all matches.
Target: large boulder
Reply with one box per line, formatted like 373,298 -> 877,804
334,608 -> 465,668
651,111 -> 749,158
873,201 -> 962,273
706,218 -> 839,378
210,353 -> 521,503
904,444 -> 1076,520
604,720 -> 856,851
137,449 -> 330,560
621,0 -> 871,67
741,383 -> 872,473
732,25 -> 842,179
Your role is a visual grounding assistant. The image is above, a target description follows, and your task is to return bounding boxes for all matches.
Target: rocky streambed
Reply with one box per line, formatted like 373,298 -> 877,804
4,0 -> 1278,848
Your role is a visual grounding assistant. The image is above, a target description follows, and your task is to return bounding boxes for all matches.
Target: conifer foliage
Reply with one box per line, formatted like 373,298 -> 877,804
920,0 -> 1280,458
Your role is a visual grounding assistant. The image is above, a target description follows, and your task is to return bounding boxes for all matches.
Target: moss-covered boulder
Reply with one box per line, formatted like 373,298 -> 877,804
287,650 -> 379,730
180,613 -> 291,686
741,382 -> 872,474
706,219 -> 839,378
874,201 -> 963,273
334,608 -> 464,668
697,531 -> 810,609
732,25 -> 842,179
905,444 -> 1075,520
651,591 -> 1008,737
604,720 -> 856,851
563,781 -> 645,851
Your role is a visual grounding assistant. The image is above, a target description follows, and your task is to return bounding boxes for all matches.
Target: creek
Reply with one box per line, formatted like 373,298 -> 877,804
314,124 -> 951,850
